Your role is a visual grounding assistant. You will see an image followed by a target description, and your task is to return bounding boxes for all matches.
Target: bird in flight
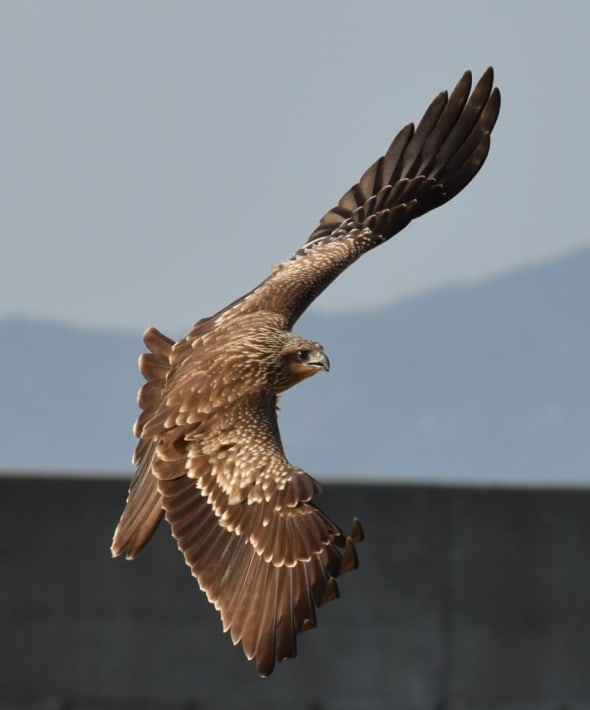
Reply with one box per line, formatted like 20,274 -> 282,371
112,68 -> 500,676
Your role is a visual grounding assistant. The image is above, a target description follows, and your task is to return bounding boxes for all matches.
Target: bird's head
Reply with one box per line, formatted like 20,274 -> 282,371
274,336 -> 330,393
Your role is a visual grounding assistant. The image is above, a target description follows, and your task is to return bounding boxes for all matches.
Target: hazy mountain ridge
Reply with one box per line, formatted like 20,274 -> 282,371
2,248 -> 588,484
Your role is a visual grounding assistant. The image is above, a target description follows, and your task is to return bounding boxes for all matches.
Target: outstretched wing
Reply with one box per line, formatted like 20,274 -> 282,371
155,389 -> 362,677
205,68 -> 500,331
114,323 -> 362,676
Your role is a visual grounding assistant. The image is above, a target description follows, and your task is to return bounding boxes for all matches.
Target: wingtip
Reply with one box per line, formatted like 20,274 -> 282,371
351,517 -> 364,542
482,65 -> 495,82
339,538 -> 359,574
320,577 -> 340,606
301,617 -> 316,633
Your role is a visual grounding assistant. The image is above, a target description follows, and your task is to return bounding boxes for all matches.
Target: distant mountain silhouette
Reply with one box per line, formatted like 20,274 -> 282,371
2,248 -> 588,484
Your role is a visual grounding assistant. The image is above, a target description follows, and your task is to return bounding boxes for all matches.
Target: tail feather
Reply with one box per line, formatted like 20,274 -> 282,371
111,327 -> 175,558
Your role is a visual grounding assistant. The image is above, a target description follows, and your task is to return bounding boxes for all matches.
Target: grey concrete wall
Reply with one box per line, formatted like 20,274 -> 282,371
2,476 -> 589,710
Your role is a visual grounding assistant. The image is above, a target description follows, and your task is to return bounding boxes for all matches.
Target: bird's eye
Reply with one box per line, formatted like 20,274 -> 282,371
297,350 -> 309,361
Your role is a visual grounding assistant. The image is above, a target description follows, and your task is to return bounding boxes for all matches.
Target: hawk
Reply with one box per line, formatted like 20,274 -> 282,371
112,68 -> 500,675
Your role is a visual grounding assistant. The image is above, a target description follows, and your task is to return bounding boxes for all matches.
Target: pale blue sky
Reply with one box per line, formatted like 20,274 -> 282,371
2,1 -> 588,333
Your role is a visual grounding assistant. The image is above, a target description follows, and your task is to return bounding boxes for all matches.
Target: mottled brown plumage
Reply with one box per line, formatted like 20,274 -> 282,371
112,68 -> 500,675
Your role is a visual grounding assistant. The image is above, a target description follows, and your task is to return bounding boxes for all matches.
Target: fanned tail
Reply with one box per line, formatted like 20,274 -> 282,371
111,327 -> 175,559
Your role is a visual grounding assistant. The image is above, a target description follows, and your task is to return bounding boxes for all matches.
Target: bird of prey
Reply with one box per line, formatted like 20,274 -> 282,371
112,68 -> 500,676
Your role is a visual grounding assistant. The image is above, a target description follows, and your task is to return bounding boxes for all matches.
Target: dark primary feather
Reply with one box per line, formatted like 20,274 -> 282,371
111,68 -> 500,676
210,67 -> 500,329
307,68 -> 499,242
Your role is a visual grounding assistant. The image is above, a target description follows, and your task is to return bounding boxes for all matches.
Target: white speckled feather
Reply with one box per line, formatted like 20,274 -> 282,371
111,68 -> 500,676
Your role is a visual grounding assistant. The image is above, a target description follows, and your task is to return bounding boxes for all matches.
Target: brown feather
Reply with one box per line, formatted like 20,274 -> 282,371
111,328 -> 175,558
111,68 -> 500,675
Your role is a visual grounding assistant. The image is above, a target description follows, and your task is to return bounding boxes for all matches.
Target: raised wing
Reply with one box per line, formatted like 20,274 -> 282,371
307,67 -> 500,242
207,68 -> 500,331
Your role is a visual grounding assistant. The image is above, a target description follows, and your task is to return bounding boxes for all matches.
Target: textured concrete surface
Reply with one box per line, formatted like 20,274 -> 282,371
2,476 -> 589,709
